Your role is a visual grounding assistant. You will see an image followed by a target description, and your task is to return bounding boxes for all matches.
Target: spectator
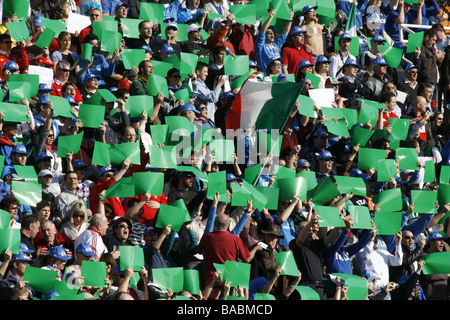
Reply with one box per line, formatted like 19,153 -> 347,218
300,5 -> 325,58
102,216 -> 134,253
328,32 -> 357,79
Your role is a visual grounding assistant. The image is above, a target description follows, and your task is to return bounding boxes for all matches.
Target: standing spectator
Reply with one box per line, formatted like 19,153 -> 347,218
281,26 -> 312,78
255,9 -> 293,73
328,32 -> 356,79
300,5 -> 325,58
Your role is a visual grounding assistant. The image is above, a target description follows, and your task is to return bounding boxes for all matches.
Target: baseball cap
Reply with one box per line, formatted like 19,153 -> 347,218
115,1 -> 128,9
220,91 -> 234,100
297,159 -> 310,167
161,44 -> 176,54
373,56 -> 388,66
371,34 -> 386,43
318,150 -> 336,160
302,5 -> 318,15
187,24 -> 200,33
277,73 -> 289,82
249,60 -> 257,67
38,94 -> 50,105
19,243 -> 35,254
73,159 -> 87,168
339,32 -> 352,40
36,152 -> 52,162
38,169 -> 53,178
316,55 -> 330,64
181,103 -> 200,114
75,242 -> 94,256
350,168 -> 371,182
99,166 -> 115,176
85,73 -> 99,82
404,63 -> 419,72
34,57 -> 54,67
226,173 -> 243,182
290,26 -> 306,36
298,59 -> 315,69
313,129 -> 328,137
344,58 -> 360,68
12,144 -> 27,154
212,19 -> 227,29
48,246 -> 71,261
12,252 -> 33,263
38,83 -> 54,92
3,60 -> 19,71
33,14 -> 43,27
428,232 -> 447,241
166,22 -> 178,30
65,96 -> 78,105
140,44 -> 153,52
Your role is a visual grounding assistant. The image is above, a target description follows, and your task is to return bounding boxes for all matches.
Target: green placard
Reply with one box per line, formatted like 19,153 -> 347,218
49,95 -> 76,118
14,165 -> 38,183
148,145 -> 178,169
406,31 -> 424,53
315,205 -> 345,228
274,251 -> 299,277
147,73 -> 169,98
305,72 -> 321,89
440,166 -> 450,184
437,183 -> 450,205
383,45 -> 404,68
11,181 -> 42,206
224,55 -> 250,76
376,159 -> 397,182
308,177 -> 341,206
421,252 -> 450,274
423,159 -> 436,183
23,266 -> 58,293
334,176 -> 367,196
152,267 -> 184,293
57,132 -> 84,158
0,226 -> 20,254
374,211 -> 403,235
6,20 -> 30,41
139,2 -> 165,24
0,102 -> 30,122
358,147 -> 386,170
396,147 -> 418,170
223,260 -> 251,289
297,93 -> 317,118
91,140 -> 111,167
78,104 -> 106,128
150,125 -> 169,145
35,27 -> 55,49
230,4 -> 257,24
206,171 -> 230,202
155,203 -> 191,232
109,142 -> 141,165
119,246 -> 145,272
183,269 -> 200,295
348,205 -> 373,229
120,18 -> 143,39
81,261 -> 108,288
133,171 -> 164,196
120,49 -> 146,70
349,126 -> 374,148
372,188 -> 403,211
102,176 -> 135,200
291,285 -> 321,300
277,176 -> 307,202
410,190 -> 438,214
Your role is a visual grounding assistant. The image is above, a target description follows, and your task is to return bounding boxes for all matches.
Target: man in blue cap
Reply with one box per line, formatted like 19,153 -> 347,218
360,34 -> 387,72
316,150 -> 336,182
397,63 -> 419,107
32,93 -> 61,140
255,8 -> 294,73
301,129 -> 330,172
0,252 -> 35,299
1,144 -> 28,179
364,56 -> 390,100
281,26 -> 313,77
300,5 -> 327,59
180,102 -> 200,123
328,32 -> 357,79
338,58 -> 371,109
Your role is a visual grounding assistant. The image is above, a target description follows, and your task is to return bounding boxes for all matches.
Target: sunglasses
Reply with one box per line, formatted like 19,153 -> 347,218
404,236 -> 414,240
59,69 -> 70,72
117,224 -> 129,229
104,173 -> 114,177
73,215 -> 85,219
9,206 -> 18,210
48,134 -> 54,138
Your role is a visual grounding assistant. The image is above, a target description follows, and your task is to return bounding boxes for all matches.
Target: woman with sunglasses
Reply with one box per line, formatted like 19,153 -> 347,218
60,201 -> 90,241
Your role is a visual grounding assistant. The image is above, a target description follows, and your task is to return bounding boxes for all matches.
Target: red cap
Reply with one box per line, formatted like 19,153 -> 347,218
117,79 -> 130,90
34,57 -> 53,67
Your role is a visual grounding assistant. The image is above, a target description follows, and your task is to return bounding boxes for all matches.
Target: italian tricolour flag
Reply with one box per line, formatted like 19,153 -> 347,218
225,79 -> 303,131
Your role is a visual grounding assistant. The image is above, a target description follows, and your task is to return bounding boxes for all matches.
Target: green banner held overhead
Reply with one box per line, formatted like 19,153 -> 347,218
148,145 -> 178,169
35,27 -> 56,49
91,141 -> 111,167
49,95 -> 76,118
150,125 -> 169,145
109,142 -> 141,165
308,177 -> 341,206
274,251 -> 299,277
155,203 -> 191,231
332,273 -> 369,300
152,267 -> 184,293
120,246 -> 145,272
349,126 -> 374,148
0,102 -> 30,123
223,260 -> 251,289
102,176 -> 135,200
230,4 -> 257,24
183,269 -> 201,295
3,0 -> 30,21
277,176 -> 307,202
14,165 -> 38,183
78,104 -> 106,128
120,18 -> 143,39
6,20 -> 30,41
315,205 -> 345,228
372,188 -> 403,211
376,159 -> 397,182
0,226 -> 21,254
440,166 -> 450,184
334,176 -> 367,196
81,261 -> 108,288
421,252 -> 450,274
23,266 -> 58,293
410,190 -> 438,214
120,49 -> 146,70
148,73 -> 169,98
139,2 -> 165,24
206,171 -> 230,202
12,181 -> 42,207
437,183 -> 450,206
406,31 -> 424,53
57,132 -> 84,158
224,55 -> 250,76
396,148 -> 418,170
348,205 -> 374,229
358,147 -> 386,170
133,171 -> 164,196
374,211 -> 403,235
291,286 -> 321,300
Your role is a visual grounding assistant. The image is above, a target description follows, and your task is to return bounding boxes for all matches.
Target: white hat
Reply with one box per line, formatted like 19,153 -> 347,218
187,24 -> 200,33
38,169 -> 53,178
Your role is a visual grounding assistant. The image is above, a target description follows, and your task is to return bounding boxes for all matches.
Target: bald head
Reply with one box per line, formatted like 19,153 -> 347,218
214,213 -> 230,231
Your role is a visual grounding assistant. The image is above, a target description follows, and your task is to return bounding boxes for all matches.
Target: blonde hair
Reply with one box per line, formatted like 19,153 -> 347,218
69,201 -> 87,223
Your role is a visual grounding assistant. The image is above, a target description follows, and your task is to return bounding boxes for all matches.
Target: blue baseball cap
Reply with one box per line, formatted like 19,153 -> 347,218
298,59 -> 315,69
212,19 -> 227,29
290,26 -> 306,36
339,32 -> 352,40
38,83 -> 54,92
343,145 -> 352,153
373,56 -> 388,66
350,168 -> 371,182
404,63 -> 419,72
344,58 -> 360,68
302,5 -> 318,15
226,173 -> 242,182
140,44 -> 153,52
316,55 -> 330,64
115,1 -> 128,9
49,246 -> 71,261
84,1 -> 102,15
428,232 -> 447,241
12,144 -> 27,154
33,14 -> 44,27
318,150 -> 336,160
3,60 -> 19,71
220,91 -> 234,100
99,166 -> 115,176
12,252 -> 33,263
36,152 -> 52,162
85,72 -> 99,81
73,159 -> 87,168
38,94 -> 50,105
371,34 -> 386,43
161,44 -> 176,54
181,103 -> 200,114
65,96 -> 78,105
297,159 -> 310,167
19,243 -> 35,254
249,60 -> 257,67
75,242 -> 95,257
313,129 -> 328,137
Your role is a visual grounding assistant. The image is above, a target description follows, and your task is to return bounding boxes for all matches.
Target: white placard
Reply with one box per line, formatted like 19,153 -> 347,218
27,65 -> 54,87
308,88 -> 335,108
396,90 -> 408,104
66,11 -> 91,34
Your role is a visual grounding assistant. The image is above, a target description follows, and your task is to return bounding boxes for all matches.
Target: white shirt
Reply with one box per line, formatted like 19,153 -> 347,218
74,229 -> 108,261
328,51 -> 356,79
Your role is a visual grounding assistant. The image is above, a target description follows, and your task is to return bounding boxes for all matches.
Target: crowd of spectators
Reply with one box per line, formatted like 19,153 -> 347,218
0,0 -> 448,302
